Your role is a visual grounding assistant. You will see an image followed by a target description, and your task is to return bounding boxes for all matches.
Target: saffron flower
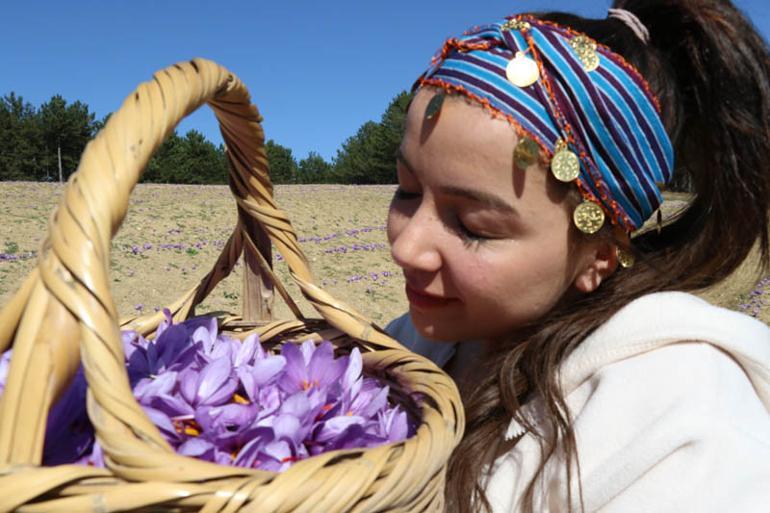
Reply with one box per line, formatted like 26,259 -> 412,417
0,311 -> 417,471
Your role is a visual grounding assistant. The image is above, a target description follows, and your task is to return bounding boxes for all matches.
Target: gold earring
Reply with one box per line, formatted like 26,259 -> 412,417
616,247 -> 635,268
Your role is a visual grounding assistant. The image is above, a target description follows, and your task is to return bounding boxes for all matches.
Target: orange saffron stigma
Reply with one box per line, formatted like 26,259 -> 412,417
302,379 -> 320,391
173,418 -> 202,437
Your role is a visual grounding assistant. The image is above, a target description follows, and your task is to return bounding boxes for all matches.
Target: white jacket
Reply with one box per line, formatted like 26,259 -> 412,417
386,292 -> 770,512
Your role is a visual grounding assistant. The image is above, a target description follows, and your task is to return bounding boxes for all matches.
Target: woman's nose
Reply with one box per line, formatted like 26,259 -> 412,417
388,206 -> 443,273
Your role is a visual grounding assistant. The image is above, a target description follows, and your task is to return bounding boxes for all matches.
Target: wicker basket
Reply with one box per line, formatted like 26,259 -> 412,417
0,58 -> 463,512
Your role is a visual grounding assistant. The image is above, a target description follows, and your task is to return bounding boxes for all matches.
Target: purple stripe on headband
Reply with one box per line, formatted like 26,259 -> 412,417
457,52 -> 506,79
550,77 -> 646,216
602,97 -> 661,207
599,49 -> 658,110
501,26 -> 525,53
459,51 -> 557,128
435,66 -> 561,143
540,30 -> 656,212
597,67 -> 668,175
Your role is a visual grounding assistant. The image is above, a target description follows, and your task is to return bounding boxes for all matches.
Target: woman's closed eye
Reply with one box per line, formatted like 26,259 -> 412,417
454,216 -> 493,245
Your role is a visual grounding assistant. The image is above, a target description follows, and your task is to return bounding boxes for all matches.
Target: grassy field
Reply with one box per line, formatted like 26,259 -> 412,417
0,182 -> 768,327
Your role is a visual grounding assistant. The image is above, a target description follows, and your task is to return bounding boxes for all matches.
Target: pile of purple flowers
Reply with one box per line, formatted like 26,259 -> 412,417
0,312 -> 417,471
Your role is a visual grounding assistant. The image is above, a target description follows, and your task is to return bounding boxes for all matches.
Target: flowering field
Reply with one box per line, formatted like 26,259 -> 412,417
0,182 -> 768,327
0,182 -> 405,326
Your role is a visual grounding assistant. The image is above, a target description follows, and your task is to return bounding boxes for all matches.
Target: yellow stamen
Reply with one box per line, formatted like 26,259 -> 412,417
232,393 -> 250,405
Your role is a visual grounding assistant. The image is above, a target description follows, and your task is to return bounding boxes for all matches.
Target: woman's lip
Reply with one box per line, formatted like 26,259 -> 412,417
405,284 -> 458,309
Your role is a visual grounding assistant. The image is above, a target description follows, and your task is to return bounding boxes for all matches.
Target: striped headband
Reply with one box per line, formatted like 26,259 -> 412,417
414,15 -> 674,234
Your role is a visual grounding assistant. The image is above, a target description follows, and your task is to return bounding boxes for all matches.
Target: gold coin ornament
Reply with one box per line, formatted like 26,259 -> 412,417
513,136 -> 540,170
506,52 -> 540,87
550,144 -> 581,182
569,35 -> 600,72
616,247 -> 636,268
573,201 -> 606,234
501,18 -> 531,31
424,92 -> 446,121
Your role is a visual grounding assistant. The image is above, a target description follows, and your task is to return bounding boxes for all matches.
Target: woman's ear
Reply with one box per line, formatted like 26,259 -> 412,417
573,241 -> 618,293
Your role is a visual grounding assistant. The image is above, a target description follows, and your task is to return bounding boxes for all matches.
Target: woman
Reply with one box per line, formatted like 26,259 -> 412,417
385,1 -> 770,512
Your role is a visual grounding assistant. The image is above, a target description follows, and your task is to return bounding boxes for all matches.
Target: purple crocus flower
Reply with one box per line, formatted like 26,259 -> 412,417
179,358 -> 239,408
0,312 -> 418,472
42,367 -> 94,465
278,341 -> 347,395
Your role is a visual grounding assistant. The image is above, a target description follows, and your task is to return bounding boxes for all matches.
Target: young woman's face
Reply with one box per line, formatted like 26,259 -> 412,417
387,89 -> 608,342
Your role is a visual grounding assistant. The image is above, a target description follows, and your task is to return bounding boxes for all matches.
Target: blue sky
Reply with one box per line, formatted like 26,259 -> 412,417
2,0 -> 768,162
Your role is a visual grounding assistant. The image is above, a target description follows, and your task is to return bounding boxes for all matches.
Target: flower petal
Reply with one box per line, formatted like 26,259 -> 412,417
252,356 -> 286,386
134,372 -> 177,403
272,414 -> 301,443
315,415 -> 365,443
196,358 -> 237,406
299,340 -> 316,365
234,427 -> 275,467
178,437 -> 215,459
279,343 -> 308,393
234,334 -> 260,367
308,341 -> 346,389
342,348 -> 363,396
179,369 -> 199,405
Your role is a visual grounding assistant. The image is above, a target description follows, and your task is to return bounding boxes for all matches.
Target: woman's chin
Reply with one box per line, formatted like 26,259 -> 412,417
410,309 -> 466,342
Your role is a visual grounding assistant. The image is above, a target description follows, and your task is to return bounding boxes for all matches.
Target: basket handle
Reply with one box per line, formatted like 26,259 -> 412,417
0,59 -> 400,470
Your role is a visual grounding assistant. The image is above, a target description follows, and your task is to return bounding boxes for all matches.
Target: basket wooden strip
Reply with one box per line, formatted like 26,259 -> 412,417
0,58 -> 463,511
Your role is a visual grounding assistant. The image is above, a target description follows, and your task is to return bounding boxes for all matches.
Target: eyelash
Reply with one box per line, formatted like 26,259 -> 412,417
393,187 -> 420,201
393,187 -> 490,245
455,217 -> 488,244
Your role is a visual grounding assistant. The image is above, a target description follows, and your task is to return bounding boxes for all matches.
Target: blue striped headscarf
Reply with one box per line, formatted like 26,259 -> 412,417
416,15 -> 674,232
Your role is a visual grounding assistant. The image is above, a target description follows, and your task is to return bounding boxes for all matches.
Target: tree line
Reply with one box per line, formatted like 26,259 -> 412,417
0,91 -> 411,185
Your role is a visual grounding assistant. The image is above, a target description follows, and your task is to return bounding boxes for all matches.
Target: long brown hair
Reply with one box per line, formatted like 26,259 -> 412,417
445,1 -> 770,512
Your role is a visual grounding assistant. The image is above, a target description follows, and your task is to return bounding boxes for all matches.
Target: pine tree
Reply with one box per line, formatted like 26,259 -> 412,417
331,91 -> 412,184
37,95 -> 95,182
265,140 -> 298,184
0,93 -> 43,181
298,151 -> 333,183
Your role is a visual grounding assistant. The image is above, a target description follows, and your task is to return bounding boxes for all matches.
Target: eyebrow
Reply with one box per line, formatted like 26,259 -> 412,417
395,148 -> 517,214
439,185 -> 517,214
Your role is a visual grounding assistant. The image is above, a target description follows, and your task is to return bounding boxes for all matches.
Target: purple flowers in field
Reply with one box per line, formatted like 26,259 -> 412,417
0,251 -> 36,261
298,226 -> 386,244
739,276 -> 770,318
0,312 -> 416,471
323,243 -> 387,254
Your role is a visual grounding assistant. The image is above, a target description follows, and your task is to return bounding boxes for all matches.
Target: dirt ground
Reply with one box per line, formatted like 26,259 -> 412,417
1,182 -> 767,328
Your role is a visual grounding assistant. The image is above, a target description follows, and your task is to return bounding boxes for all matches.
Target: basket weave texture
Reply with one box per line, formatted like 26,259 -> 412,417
0,59 -> 463,512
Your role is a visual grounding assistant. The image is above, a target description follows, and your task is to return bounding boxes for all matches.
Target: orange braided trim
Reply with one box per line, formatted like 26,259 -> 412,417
522,29 -> 636,232
417,77 -> 552,159
432,37 -> 498,66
